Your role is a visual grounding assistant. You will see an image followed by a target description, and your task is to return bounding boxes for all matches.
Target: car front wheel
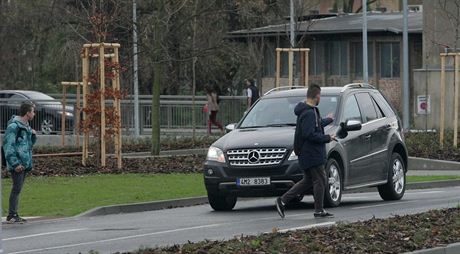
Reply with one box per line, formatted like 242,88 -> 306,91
40,118 -> 54,135
378,153 -> 406,200
208,193 -> 237,211
324,158 -> 342,207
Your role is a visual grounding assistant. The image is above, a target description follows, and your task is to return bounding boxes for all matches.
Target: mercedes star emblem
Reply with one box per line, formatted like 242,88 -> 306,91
248,150 -> 260,163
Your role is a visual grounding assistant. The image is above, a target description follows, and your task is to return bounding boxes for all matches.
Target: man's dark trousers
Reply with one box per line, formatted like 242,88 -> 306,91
280,164 -> 327,213
9,170 -> 26,215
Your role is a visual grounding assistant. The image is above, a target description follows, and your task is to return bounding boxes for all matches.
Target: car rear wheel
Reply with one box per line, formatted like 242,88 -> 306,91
208,193 -> 237,211
378,153 -> 406,200
40,118 -> 54,135
324,158 -> 342,207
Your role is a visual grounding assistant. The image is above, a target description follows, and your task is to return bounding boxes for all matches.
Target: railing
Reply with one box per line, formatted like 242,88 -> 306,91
0,96 -> 247,134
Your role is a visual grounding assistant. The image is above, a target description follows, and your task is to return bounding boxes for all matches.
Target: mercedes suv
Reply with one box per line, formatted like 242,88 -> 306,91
203,83 -> 408,211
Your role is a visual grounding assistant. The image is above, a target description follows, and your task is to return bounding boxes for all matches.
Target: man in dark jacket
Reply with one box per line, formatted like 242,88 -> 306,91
245,78 -> 259,109
275,84 -> 336,219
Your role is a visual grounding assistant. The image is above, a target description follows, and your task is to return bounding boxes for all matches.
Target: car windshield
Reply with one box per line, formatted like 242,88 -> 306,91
239,96 -> 339,128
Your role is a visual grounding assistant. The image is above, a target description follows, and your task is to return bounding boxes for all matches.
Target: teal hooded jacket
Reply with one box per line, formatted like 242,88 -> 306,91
2,116 -> 37,172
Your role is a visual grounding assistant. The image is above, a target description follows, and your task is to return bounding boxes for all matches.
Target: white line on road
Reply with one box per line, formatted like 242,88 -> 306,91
405,190 -> 444,195
8,223 -> 224,254
4,228 -> 88,241
276,222 -> 336,233
351,200 -> 417,210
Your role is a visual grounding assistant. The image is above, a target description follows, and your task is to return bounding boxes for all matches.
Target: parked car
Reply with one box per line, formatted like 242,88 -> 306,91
203,83 -> 408,211
0,90 -> 74,134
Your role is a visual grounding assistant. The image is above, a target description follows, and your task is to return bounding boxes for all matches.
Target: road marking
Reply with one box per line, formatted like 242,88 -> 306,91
277,222 -> 336,233
4,228 -> 87,241
405,190 -> 444,195
8,223 -> 223,254
351,200 -> 417,210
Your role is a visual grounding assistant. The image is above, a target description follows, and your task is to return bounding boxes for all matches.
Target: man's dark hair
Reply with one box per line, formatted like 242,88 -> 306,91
245,78 -> 255,86
307,84 -> 321,99
19,101 -> 35,116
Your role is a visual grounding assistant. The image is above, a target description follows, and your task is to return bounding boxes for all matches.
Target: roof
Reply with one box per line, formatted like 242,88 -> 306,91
265,87 -> 343,98
229,12 -> 422,38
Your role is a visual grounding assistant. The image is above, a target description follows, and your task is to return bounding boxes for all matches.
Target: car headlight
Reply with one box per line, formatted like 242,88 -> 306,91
288,150 -> 298,161
207,146 -> 226,163
58,111 -> 74,117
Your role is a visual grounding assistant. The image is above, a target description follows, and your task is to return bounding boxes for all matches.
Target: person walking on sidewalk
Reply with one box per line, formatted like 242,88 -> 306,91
3,101 -> 37,223
245,78 -> 259,110
205,85 -> 224,135
275,84 -> 336,219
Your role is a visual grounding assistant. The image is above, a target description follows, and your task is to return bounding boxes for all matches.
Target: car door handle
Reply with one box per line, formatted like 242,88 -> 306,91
362,134 -> 372,139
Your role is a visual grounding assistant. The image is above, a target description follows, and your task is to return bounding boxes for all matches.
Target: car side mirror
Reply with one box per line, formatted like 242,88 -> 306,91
344,120 -> 362,132
225,123 -> 236,132
336,120 -> 362,139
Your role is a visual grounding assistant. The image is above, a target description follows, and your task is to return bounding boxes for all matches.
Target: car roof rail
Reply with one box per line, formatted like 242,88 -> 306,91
340,83 -> 376,92
264,86 -> 306,96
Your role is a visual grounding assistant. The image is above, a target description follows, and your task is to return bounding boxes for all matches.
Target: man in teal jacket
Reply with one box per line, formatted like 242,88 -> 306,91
3,101 -> 36,223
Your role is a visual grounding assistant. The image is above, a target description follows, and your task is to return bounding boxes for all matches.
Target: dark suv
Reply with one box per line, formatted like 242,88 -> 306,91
203,84 -> 408,211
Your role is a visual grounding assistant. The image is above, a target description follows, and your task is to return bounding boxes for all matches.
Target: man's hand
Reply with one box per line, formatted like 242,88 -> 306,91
32,129 -> 36,135
15,165 -> 24,173
326,113 -> 334,120
330,134 -> 337,142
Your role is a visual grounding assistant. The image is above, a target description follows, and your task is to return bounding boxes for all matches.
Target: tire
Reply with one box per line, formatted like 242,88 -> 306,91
378,153 -> 406,201
207,193 -> 237,211
40,118 -> 54,135
324,158 -> 342,207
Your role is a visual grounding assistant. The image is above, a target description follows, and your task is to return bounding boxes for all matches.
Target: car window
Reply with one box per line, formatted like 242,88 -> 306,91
239,95 -> 338,128
355,93 -> 378,123
372,92 -> 395,117
8,94 -> 27,105
371,96 -> 385,118
342,95 -> 362,123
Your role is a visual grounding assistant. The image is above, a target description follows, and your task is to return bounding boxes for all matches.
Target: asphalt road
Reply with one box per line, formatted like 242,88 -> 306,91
3,187 -> 460,254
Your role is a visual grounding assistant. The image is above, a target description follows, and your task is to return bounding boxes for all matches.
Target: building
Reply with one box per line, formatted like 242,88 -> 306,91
229,11 -> 423,116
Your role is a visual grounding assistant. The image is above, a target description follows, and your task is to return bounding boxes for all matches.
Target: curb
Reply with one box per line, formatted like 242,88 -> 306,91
77,196 -> 209,217
408,157 -> 460,171
77,180 -> 460,218
404,242 -> 460,254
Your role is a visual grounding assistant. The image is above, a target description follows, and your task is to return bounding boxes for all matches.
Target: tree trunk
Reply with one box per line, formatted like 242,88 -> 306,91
151,62 -> 161,155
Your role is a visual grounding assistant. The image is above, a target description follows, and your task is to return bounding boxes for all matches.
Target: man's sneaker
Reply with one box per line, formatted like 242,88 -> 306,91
313,210 -> 334,218
275,197 -> 285,219
6,214 -> 27,224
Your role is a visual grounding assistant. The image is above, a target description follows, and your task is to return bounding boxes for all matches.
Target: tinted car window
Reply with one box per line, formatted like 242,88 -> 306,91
372,96 -> 385,118
342,95 -> 362,123
239,96 -> 338,128
355,93 -> 378,123
372,92 -> 395,117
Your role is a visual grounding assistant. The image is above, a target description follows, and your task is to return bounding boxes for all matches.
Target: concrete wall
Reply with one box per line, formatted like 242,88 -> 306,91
413,68 -> 458,130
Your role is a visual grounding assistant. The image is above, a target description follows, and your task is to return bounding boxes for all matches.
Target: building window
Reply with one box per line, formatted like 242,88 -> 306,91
328,41 -> 348,76
351,42 -> 374,77
380,42 -> 400,78
263,45 -> 275,76
309,42 -> 325,75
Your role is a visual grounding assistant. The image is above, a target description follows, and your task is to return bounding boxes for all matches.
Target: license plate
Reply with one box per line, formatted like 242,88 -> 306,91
237,177 -> 270,186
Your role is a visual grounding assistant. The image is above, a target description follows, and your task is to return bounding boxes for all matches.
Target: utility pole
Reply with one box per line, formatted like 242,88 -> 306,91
133,0 -> 140,136
402,0 -> 410,130
289,0 -> 295,85
362,0 -> 368,84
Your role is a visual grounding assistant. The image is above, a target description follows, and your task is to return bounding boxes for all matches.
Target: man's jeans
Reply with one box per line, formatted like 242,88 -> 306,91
281,164 -> 327,213
9,170 -> 26,215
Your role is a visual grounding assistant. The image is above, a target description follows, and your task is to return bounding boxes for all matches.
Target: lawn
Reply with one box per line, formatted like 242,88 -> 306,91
1,173 -> 206,217
1,174 -> 458,217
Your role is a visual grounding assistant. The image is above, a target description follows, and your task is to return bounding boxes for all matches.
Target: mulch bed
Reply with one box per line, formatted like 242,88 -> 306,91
118,208 -> 460,254
2,155 -> 206,178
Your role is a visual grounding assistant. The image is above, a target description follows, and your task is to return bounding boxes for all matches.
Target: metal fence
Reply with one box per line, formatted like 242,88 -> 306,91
1,96 -> 247,134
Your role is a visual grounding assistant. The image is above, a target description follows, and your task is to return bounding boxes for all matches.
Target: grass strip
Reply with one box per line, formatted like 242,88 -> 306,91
2,173 -> 206,217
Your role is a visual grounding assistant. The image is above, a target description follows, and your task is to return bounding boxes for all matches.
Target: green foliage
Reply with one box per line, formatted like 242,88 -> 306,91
405,131 -> 460,161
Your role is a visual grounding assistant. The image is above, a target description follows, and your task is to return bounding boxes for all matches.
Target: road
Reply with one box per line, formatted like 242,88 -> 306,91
3,187 -> 460,254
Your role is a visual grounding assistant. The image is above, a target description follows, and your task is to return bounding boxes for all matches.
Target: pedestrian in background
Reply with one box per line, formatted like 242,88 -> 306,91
275,84 -> 336,219
245,78 -> 259,110
205,85 -> 224,135
3,101 -> 37,223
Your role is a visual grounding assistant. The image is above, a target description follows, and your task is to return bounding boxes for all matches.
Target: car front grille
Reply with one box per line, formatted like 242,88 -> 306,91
226,148 -> 287,167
